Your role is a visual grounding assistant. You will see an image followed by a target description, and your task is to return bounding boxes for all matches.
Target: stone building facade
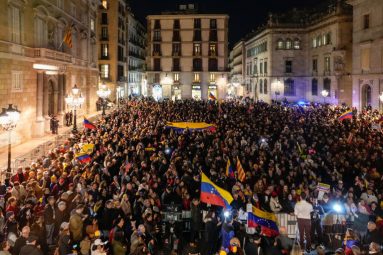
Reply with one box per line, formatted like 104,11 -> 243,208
228,40 -> 245,97
0,0 -> 99,146
348,0 -> 383,110
146,4 -> 229,100
232,1 -> 353,105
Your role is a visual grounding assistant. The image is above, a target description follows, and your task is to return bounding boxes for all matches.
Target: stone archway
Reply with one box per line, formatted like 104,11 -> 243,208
361,84 -> 372,108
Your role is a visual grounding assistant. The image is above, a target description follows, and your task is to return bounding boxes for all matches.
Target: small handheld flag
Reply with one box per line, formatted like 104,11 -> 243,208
83,118 -> 96,130
338,110 -> 353,121
200,172 -> 233,208
209,92 -> 217,101
226,159 -> 235,178
75,152 -> 91,163
248,206 -> 279,237
236,157 -> 246,182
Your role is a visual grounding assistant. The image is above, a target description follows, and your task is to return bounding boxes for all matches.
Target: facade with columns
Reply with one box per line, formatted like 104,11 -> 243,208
146,4 -> 229,100
0,0 -> 99,146
348,0 -> 383,110
231,0 -> 353,105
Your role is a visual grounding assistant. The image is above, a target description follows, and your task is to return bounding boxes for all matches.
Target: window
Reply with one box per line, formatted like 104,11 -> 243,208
172,43 -> 181,56
193,30 -> 201,41
208,58 -> 218,71
264,61 -> 267,74
209,30 -> 218,41
263,79 -> 268,94
253,58 -> 258,74
324,56 -> 331,72
311,79 -> 318,96
153,44 -> 161,55
154,59 -> 161,71
174,19 -> 180,29
9,6 -> 22,44
284,79 -> 295,96
173,58 -> 180,71
363,14 -> 370,29
154,73 -> 160,83
210,19 -> 217,29
90,19 -> 95,32
101,44 -> 108,58
101,0 -> 108,9
277,39 -> 284,49
325,33 -> 331,45
174,73 -> 179,82
193,58 -> 202,71
35,17 -> 47,47
194,19 -> 201,28
259,79 -> 263,94
188,4 -> 195,9
100,64 -> 109,78
285,39 -> 292,49
153,30 -> 161,41
312,38 -> 317,48
293,39 -> 300,49
322,34 -> 328,45
101,27 -> 108,39
118,65 -> 124,80
209,44 -> 217,56
323,78 -> 331,96
101,13 -> 108,24
193,43 -> 201,56
154,20 -> 161,29
173,30 -> 180,41
194,73 -> 200,82
118,46 -> 124,61
210,73 -> 215,83
179,4 -> 186,10
312,59 -> 318,72
285,60 -> 293,73
12,71 -> 23,91
317,35 -> 322,47
260,62 -> 263,74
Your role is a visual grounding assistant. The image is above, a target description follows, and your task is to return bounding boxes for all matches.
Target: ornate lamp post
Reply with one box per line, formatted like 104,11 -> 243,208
0,104 -> 20,179
321,89 -> 329,104
97,83 -> 111,115
65,84 -> 85,133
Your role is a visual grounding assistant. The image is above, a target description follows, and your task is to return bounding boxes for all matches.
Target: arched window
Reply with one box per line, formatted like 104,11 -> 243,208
277,39 -> 284,49
293,39 -> 301,49
311,78 -> 318,96
285,39 -> 292,49
284,79 -> 295,96
263,79 -> 268,94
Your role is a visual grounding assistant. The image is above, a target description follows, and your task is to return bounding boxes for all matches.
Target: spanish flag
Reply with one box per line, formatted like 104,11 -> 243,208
248,206 -> 279,237
225,159 -> 235,179
338,110 -> 353,121
209,92 -> 217,101
83,118 -> 96,130
63,24 -> 73,48
236,157 -> 246,182
75,152 -> 91,163
200,172 -> 233,208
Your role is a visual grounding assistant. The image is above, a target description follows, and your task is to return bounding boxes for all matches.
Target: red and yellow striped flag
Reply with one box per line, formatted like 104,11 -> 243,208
63,25 -> 73,48
236,157 -> 246,182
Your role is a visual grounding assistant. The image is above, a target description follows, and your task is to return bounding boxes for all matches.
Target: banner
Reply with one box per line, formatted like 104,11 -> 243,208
317,182 -> 330,200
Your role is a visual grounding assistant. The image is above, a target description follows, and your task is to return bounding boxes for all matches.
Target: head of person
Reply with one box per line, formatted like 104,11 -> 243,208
369,242 -> 381,254
300,192 -> 307,201
367,221 -> 377,232
75,204 -> 85,214
0,241 -> 10,251
21,226 -> 30,239
316,245 -> 325,255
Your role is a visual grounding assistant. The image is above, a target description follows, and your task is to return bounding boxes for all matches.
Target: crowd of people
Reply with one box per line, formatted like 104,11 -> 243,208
0,98 -> 382,255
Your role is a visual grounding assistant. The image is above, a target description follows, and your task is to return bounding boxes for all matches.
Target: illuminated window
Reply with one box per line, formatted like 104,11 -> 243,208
194,43 -> 201,55
277,39 -> 284,49
312,38 -> 317,48
100,64 -> 109,78
209,44 -> 216,56
90,19 -> 95,32
102,0 -> 108,9
293,39 -> 300,49
210,73 -> 215,82
324,56 -> 331,72
285,39 -> 292,49
174,73 -> 179,82
101,44 -> 108,57
194,73 -> 200,82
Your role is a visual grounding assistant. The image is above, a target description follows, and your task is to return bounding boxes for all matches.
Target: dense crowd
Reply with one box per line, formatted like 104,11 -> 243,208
0,98 -> 382,255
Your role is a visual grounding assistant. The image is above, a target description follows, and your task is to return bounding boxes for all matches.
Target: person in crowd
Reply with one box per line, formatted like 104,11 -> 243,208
19,235 -> 43,255
69,204 -> 86,243
0,241 -> 11,255
12,226 -> 29,255
244,233 -> 263,255
294,192 -> 313,253
362,221 -> 381,251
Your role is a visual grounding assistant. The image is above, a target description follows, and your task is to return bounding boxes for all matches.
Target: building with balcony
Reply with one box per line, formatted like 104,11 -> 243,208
348,0 -> 383,110
127,10 -> 146,96
0,0 -> 99,145
228,40 -> 245,97
231,0 -> 353,105
97,0 -> 127,100
146,4 -> 229,100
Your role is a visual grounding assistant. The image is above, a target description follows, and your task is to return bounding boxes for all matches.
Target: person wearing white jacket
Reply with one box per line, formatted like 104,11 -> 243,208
270,192 -> 282,213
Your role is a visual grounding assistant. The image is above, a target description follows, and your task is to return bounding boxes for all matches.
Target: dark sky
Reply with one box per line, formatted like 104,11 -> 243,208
130,0 -> 326,47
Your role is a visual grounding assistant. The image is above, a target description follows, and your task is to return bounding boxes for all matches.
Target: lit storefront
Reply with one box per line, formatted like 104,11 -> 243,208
192,85 -> 202,100
152,84 -> 162,101
172,85 -> 182,101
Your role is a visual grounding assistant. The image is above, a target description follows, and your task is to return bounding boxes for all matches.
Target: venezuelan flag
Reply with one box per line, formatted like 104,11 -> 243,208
200,172 -> 233,208
209,92 -> 217,100
226,159 -> 235,178
83,118 -> 96,129
75,153 -> 91,163
338,110 -> 353,121
248,206 -> 279,237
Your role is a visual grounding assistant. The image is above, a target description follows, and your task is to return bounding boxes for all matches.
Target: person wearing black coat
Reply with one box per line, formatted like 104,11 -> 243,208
204,211 -> 220,255
244,234 -> 264,255
19,235 -> 43,255
362,221 -> 381,251
12,226 -> 29,255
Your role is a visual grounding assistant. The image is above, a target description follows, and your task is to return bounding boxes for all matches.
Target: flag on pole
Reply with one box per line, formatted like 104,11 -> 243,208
248,206 -> 279,237
338,110 -> 353,121
83,118 -> 96,130
225,159 -> 235,178
209,92 -> 217,101
200,172 -> 233,208
63,24 -> 73,48
236,157 -> 246,182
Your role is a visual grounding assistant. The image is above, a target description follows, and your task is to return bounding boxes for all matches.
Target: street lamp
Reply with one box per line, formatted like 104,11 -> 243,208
96,83 -> 111,115
65,84 -> 85,133
321,89 -> 329,104
0,104 -> 20,179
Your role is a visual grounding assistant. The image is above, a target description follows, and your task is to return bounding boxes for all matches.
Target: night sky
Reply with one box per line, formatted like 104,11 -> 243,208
130,0 -> 327,47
